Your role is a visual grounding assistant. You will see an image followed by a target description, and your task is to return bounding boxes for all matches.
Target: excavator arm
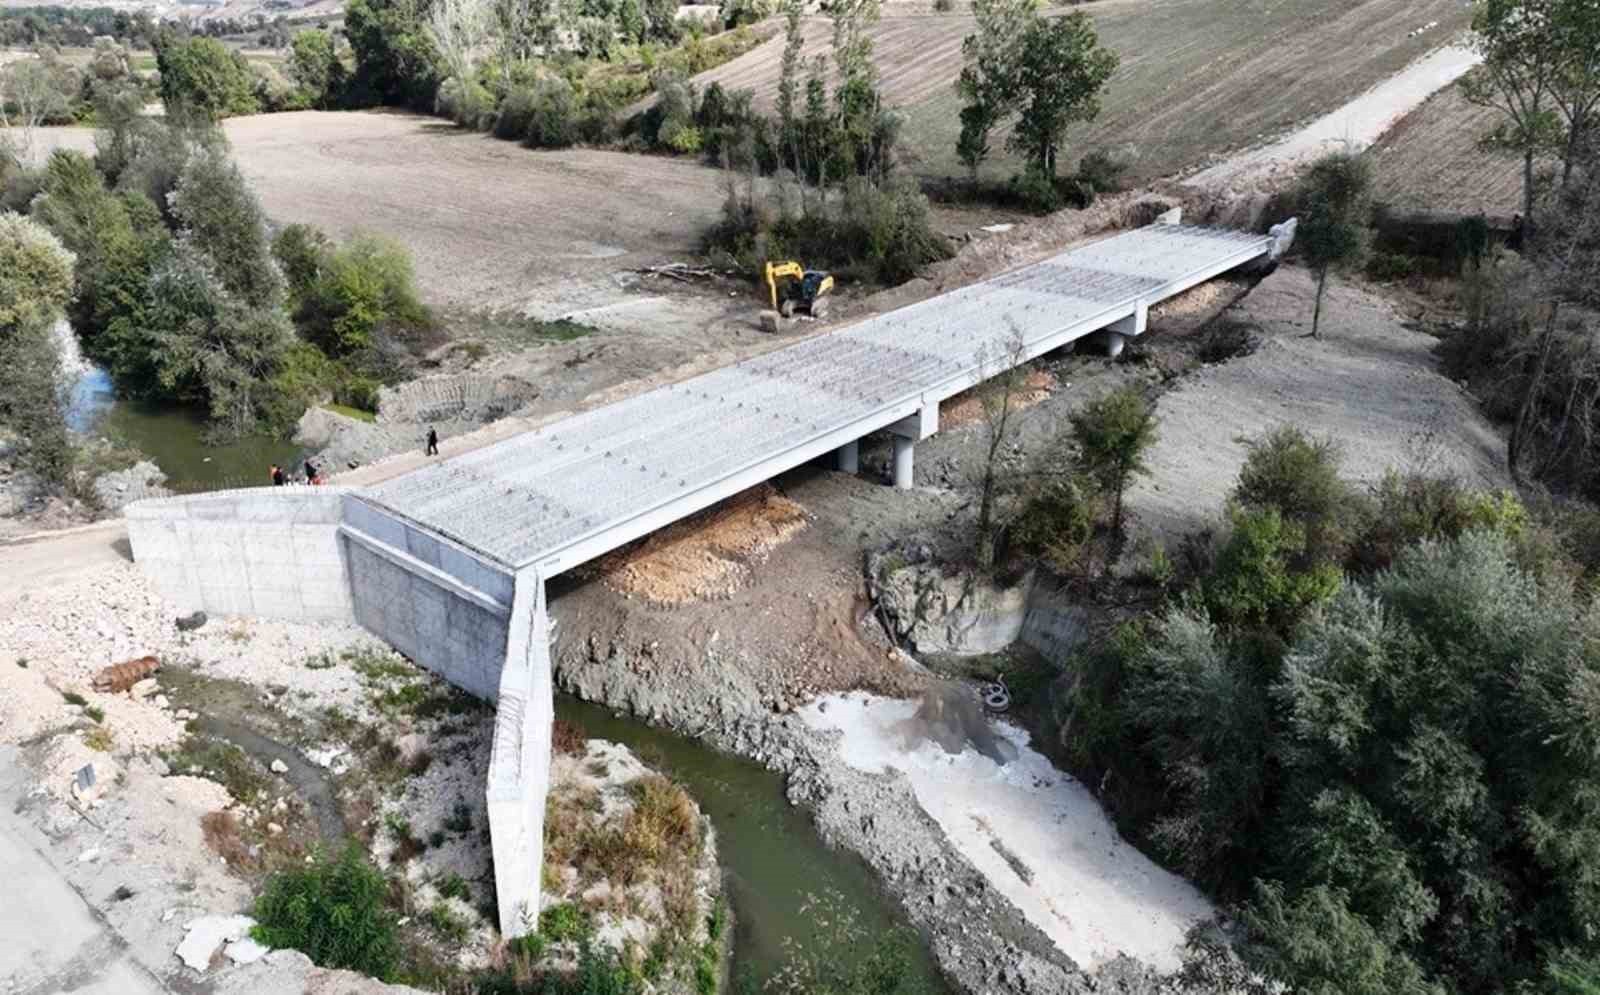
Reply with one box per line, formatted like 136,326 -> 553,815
765,261 -> 805,309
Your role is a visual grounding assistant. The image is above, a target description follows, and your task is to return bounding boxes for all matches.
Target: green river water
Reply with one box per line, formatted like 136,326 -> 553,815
556,695 -> 947,990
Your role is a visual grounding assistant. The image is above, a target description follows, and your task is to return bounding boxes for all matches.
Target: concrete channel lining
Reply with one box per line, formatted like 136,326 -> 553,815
366,221 -> 1276,575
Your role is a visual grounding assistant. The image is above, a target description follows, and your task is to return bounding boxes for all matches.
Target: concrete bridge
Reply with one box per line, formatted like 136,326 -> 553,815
125,216 -> 1294,937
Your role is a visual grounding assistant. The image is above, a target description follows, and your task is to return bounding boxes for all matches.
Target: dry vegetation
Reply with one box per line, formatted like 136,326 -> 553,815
693,0 -> 1472,182
1370,85 -> 1534,218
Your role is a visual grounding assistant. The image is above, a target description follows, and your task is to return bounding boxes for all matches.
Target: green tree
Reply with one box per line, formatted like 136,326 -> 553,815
288,30 -> 345,108
0,213 -> 75,484
1550,0 -> 1600,190
954,0 -> 1033,182
154,33 -> 260,120
1462,0 -> 1568,221
293,232 -> 431,356
1007,11 -> 1117,179
29,149 -> 169,386
168,144 -> 285,310
1295,150 -> 1372,339
344,0 -> 443,110
1238,883 -> 1444,995
1068,384 -> 1157,557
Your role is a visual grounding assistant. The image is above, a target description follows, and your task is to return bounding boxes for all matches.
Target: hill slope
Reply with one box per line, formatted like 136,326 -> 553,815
691,0 -> 1472,182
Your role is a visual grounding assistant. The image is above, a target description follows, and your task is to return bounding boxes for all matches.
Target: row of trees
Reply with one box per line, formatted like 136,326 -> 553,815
0,78 -> 434,458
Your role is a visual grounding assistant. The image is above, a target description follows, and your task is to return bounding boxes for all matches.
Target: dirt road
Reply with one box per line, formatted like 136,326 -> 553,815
1184,45 -> 1481,190
0,745 -> 170,995
1,522 -> 132,596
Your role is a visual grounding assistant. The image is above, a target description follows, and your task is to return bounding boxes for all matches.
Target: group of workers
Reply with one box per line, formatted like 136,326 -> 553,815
268,426 -> 442,488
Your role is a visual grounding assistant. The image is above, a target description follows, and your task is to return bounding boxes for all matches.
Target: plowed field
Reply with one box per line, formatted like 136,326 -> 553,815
1371,85 -> 1531,219
693,0 -> 1472,182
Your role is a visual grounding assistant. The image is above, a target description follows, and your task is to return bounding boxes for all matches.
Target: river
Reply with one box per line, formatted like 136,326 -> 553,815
557,695 -> 946,990
59,324 -> 302,490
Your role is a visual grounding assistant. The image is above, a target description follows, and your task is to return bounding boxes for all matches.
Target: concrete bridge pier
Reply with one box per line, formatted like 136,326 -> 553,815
836,440 -> 860,474
887,403 -> 938,491
891,437 -> 915,489
1096,302 -> 1149,358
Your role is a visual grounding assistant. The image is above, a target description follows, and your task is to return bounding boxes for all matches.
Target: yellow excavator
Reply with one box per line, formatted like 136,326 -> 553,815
765,261 -> 835,319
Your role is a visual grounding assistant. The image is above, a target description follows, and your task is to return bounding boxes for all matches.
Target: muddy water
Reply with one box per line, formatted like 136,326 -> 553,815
556,695 -> 948,991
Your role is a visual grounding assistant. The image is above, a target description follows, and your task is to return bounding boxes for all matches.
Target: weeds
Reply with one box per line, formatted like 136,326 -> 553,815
61,690 -> 87,706
552,718 -> 588,756
84,705 -> 105,723
425,901 -> 470,944
252,844 -> 400,980
445,799 -> 473,835
305,652 -> 338,671
84,726 -> 114,752
167,735 -> 271,805
437,872 -> 469,902
201,810 -> 254,867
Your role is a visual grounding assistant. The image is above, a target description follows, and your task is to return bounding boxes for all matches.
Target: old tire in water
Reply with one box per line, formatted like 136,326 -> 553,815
981,681 -> 1010,713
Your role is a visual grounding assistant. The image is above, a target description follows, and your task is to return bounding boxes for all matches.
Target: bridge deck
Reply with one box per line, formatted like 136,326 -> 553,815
365,223 -> 1271,574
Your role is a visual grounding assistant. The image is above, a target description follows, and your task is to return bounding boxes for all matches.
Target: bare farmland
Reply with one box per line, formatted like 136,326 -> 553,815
693,0 -> 1472,182
1370,85 -> 1530,219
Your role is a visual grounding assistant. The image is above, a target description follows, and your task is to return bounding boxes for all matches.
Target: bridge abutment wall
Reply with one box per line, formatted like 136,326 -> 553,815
339,496 -> 514,702
125,488 -> 356,623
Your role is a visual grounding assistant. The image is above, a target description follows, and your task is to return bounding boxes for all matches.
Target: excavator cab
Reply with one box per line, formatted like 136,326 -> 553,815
765,261 -> 835,319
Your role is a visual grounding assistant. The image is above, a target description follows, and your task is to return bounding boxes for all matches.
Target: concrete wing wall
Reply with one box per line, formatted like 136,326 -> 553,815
486,568 -> 554,937
340,497 -> 515,702
124,488 -> 355,622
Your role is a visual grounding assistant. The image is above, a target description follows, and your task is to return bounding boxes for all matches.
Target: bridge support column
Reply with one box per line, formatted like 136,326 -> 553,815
836,440 -> 859,474
1097,303 -> 1148,358
886,402 -> 935,490
892,436 -> 915,490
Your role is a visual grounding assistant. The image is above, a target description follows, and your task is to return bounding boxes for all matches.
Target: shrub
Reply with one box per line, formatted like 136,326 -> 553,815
1011,473 -> 1100,575
335,375 -> 382,414
1366,250 -> 1416,283
1349,471 -> 1527,573
1076,147 -> 1133,194
294,233 -> 432,357
523,77 -> 579,149
495,84 -> 539,140
252,844 -> 401,979
1233,426 -> 1350,565
436,76 -> 494,130
662,121 -> 703,154
1205,507 -> 1341,631
1007,167 -> 1060,214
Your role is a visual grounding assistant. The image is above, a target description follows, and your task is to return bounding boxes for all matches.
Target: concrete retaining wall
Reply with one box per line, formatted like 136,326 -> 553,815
124,488 -> 355,622
486,569 -> 553,937
341,497 -> 514,701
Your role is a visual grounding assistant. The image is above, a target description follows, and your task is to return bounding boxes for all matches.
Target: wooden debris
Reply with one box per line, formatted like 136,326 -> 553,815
93,656 -> 161,694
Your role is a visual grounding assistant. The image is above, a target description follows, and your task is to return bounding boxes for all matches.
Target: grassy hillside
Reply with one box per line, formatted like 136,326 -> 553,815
692,0 -> 1473,183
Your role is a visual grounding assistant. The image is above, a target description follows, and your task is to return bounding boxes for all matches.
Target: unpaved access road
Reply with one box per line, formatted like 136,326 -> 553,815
0,745 -> 169,995
1183,44 -> 1482,191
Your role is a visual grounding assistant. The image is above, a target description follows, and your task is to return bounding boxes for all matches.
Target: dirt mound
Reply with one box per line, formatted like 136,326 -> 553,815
589,484 -> 811,606
940,370 -> 1057,429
